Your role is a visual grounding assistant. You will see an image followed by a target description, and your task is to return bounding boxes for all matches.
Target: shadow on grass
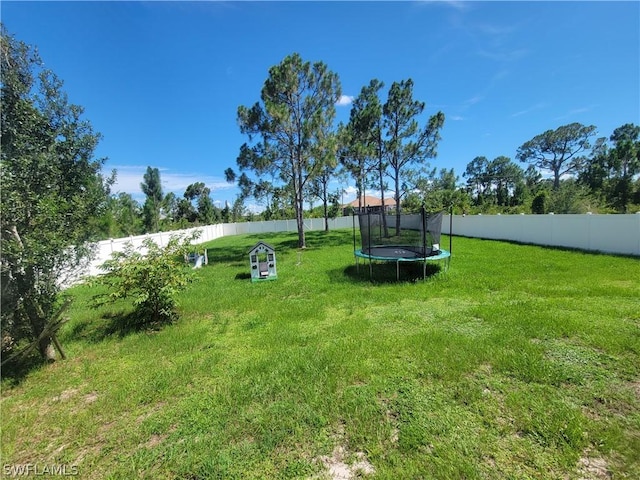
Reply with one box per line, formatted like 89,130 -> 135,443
303,229 -> 355,249
1,351 -> 48,387
66,309 -> 171,344
454,234 -> 639,259
3,311 -> 171,385
336,261 -> 445,284
203,233 -> 297,265
203,230 -> 354,265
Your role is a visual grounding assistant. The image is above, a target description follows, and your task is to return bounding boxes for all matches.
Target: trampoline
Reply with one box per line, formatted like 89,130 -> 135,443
353,207 -> 451,281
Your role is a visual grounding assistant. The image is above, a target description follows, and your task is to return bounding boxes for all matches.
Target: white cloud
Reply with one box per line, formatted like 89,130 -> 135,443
343,185 -> 358,197
554,105 -> 594,121
109,165 -> 147,197
511,102 -> 549,118
160,171 -> 232,193
246,202 -> 265,214
465,95 -> 484,106
336,95 -> 354,106
450,115 -> 465,121
110,165 -> 235,198
418,0 -> 470,12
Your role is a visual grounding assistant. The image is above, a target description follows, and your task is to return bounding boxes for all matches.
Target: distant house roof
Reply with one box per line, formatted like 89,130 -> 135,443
344,195 -> 396,208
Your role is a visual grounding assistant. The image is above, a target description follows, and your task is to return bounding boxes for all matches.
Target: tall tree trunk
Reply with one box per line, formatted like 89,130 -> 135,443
296,193 -> 305,248
553,170 -> 560,190
295,168 -> 306,248
23,294 -> 57,362
376,132 -> 389,237
9,226 -> 57,362
379,163 -> 389,238
357,167 -> 364,213
39,337 -> 57,362
323,197 -> 329,232
322,177 -> 330,232
394,172 -> 402,235
622,162 -> 629,213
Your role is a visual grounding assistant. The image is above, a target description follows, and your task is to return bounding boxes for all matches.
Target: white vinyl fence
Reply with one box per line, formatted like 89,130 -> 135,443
81,213 -> 639,282
84,216 -> 355,278
444,213 -> 640,257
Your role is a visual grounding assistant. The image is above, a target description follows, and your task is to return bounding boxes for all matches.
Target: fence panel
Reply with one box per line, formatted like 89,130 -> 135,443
81,213 -> 639,282
447,213 -> 639,256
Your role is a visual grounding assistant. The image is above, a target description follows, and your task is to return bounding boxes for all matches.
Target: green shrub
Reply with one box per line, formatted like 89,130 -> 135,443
94,232 -> 200,325
531,191 -> 548,214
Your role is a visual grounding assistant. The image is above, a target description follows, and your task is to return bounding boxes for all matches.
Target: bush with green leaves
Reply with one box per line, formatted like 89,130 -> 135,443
95,232 -> 200,325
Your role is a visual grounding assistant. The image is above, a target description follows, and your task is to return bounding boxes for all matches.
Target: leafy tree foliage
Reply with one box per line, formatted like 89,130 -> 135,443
338,79 -> 385,211
182,182 -> 217,224
516,123 -> 597,190
406,168 -> 468,214
224,167 -> 236,184
184,181 -> 206,201
531,190 -> 549,214
383,79 -> 445,232
524,165 -> 544,196
197,190 -> 217,224
487,156 -> 525,207
141,166 -> 163,233
115,193 -> 144,235
578,124 -> 640,213
98,192 -> 143,238
220,203 -> 231,223
222,169 -> 255,223
309,162 -> 337,231
1,26 -> 111,361
162,192 -> 179,227
608,124 -> 640,212
547,179 -> 596,214
237,52 -> 341,248
464,156 -> 491,204
261,185 -> 295,221
231,197 -> 248,223
175,197 -> 198,225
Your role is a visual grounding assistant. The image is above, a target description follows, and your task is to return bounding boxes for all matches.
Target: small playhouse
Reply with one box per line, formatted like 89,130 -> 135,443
249,241 -> 277,282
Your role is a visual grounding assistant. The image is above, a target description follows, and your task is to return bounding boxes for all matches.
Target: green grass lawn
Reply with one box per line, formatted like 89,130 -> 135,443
2,230 -> 639,479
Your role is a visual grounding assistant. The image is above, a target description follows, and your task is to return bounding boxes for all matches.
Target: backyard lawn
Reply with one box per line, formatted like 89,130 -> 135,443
2,230 -> 639,479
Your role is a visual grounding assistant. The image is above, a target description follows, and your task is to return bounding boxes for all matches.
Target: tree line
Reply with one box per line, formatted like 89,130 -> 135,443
224,53 -> 639,249
2,29 -> 638,363
96,53 -> 640,243
96,167 -> 238,239
96,116 -> 640,242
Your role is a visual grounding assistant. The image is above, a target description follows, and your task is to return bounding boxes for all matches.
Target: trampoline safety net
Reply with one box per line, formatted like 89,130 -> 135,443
357,210 -> 444,259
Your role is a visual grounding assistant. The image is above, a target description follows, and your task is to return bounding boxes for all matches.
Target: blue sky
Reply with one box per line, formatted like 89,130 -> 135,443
3,1 -> 639,210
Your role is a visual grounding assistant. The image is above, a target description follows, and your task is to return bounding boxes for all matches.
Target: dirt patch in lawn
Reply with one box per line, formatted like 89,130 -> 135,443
317,446 -> 375,480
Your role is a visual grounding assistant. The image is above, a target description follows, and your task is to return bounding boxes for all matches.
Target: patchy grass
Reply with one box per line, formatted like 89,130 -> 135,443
2,230 -> 639,479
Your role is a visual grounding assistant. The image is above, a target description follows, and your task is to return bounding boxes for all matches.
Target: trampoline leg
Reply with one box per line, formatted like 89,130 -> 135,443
397,261 -> 400,281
